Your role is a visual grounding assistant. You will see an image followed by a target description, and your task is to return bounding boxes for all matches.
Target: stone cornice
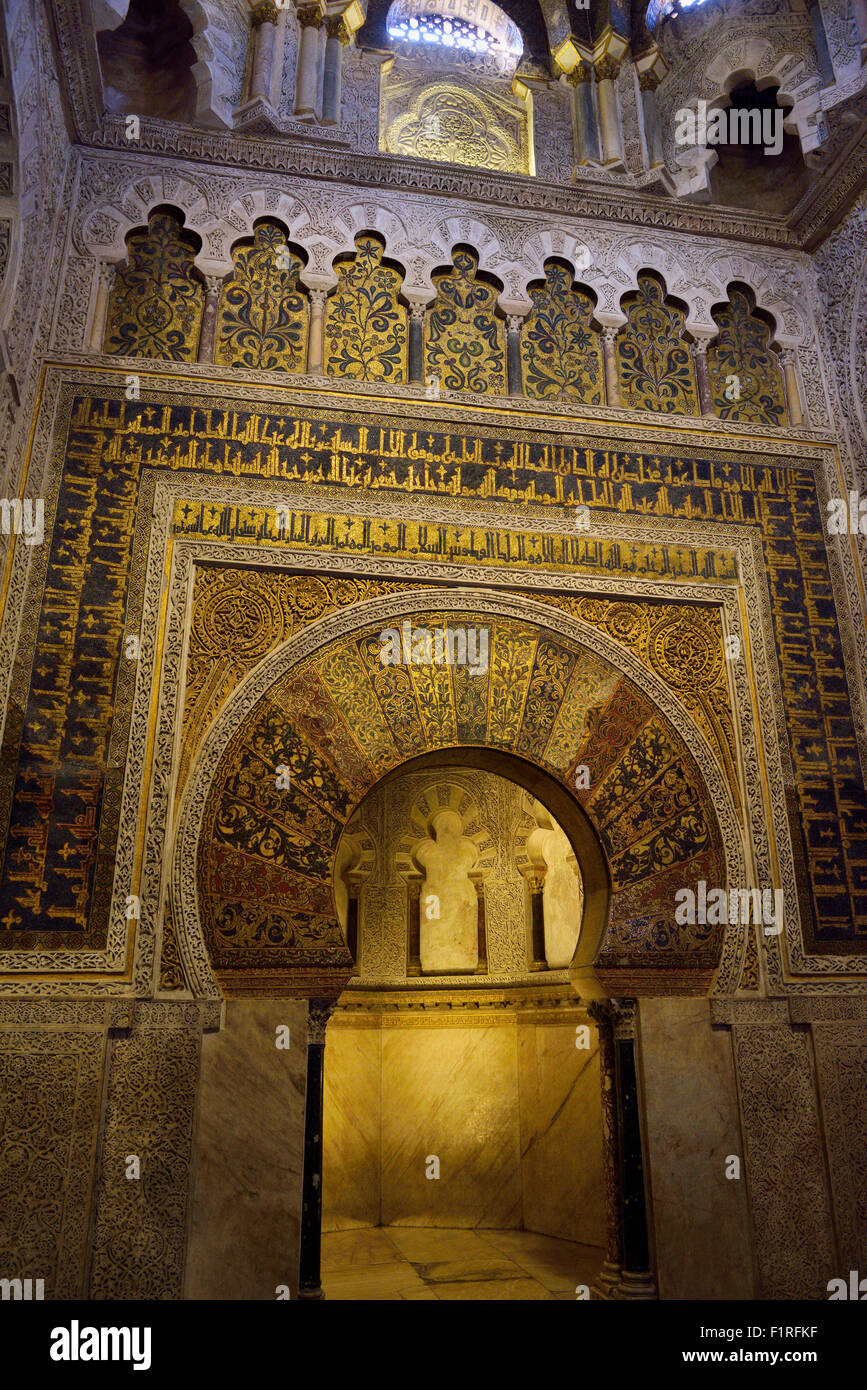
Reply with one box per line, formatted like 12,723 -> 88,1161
82,115 -> 803,249
45,1 -> 867,252
788,115 -> 867,252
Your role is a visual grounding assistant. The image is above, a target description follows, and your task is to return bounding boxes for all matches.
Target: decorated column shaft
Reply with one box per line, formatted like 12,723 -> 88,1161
638,70 -> 664,169
197,275 -> 223,364
306,287 -> 328,373
588,1002 -> 623,1294
298,998 -> 337,1299
89,261 -> 115,353
595,57 -> 624,167
612,999 -> 656,1298
295,5 -> 324,117
322,17 -> 350,124
691,336 -> 715,416
507,315 -> 524,396
528,874 -> 546,968
249,1 -> 280,102
601,326 -> 622,407
408,302 -> 426,383
568,62 -> 600,165
781,349 -> 805,426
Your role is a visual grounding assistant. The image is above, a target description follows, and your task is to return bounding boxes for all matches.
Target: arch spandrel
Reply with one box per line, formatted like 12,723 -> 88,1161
179,600 -> 735,1001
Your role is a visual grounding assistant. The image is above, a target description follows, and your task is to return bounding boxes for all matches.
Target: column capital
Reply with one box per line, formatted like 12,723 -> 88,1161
203,273 -> 224,298
595,55 -> 621,83
587,1000 -> 616,1031
296,3 -> 324,28
325,15 -> 351,42
601,325 -> 620,345
638,68 -> 661,93
689,335 -> 712,358
506,313 -> 524,335
308,286 -> 329,308
408,300 -> 427,321
251,0 -> 281,26
306,998 -> 337,1044
566,61 -> 594,86
97,259 -> 117,290
611,996 -> 639,1040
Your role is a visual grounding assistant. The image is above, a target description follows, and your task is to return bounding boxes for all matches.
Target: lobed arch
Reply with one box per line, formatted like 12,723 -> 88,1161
170,588 -> 747,1004
75,171 -> 818,351
703,45 -> 824,159
94,0 -> 245,129
663,37 -> 825,198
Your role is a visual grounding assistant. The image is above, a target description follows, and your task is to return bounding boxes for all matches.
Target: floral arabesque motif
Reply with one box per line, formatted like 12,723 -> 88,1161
616,272 -> 698,415
324,235 -> 407,382
215,221 -> 308,371
104,211 -> 204,361
423,248 -> 505,394
708,287 -> 787,426
521,261 -> 604,402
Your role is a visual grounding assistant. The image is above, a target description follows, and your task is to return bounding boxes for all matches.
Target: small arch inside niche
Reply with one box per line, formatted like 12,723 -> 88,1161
97,0 -> 199,123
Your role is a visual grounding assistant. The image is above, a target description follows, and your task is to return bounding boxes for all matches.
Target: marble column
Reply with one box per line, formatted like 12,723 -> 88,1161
345,876 -> 361,964
248,1 -> 280,102
474,878 -> 488,974
601,327 -> 621,407
295,5 -> 323,118
306,287 -> 327,374
638,70 -> 664,169
588,1002 -> 623,1295
690,336 -> 715,416
506,315 -> 524,396
89,260 -> 115,353
407,879 -> 421,975
567,62 -> 600,165
528,875 -> 546,970
197,275 -> 223,363
408,302 -> 426,383
612,998 -> 656,1298
806,0 -> 835,87
781,348 -> 805,426
853,0 -> 867,60
298,998 -> 336,1300
322,17 -> 349,125
595,57 -> 624,167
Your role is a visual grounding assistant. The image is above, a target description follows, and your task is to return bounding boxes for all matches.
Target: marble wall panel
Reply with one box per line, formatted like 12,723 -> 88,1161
639,998 -> 756,1300
185,999 -> 307,1300
517,1018 -> 606,1247
380,1021 -> 523,1229
322,1022 -> 381,1232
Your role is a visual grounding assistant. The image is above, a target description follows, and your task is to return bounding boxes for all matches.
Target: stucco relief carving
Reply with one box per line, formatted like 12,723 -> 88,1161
88,1001 -> 205,1299
70,153 -> 819,349
731,1012 -> 836,1299
1,364 -> 864,998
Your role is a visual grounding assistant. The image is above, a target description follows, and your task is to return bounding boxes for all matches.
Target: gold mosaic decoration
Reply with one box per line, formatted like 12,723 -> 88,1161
104,210 -> 204,361
380,68 -> 530,174
180,571 -> 405,799
424,247 -> 506,394
324,234 -> 408,382
527,593 -> 739,817
214,220 -> 308,372
199,609 -> 725,977
521,262 -> 604,402
708,287 -> 788,427
616,273 -> 698,415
